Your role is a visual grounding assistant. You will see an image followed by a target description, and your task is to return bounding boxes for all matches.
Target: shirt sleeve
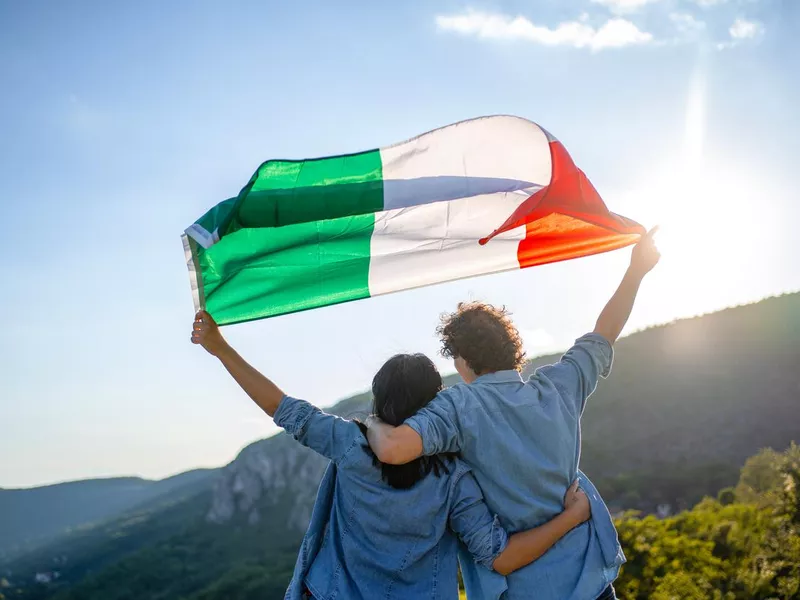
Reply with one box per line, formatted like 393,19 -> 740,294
448,468 -> 509,571
535,333 -> 613,417
273,396 -> 362,464
403,388 -> 463,456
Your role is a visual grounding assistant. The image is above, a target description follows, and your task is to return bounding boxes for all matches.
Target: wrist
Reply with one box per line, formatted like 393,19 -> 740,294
562,507 -> 584,528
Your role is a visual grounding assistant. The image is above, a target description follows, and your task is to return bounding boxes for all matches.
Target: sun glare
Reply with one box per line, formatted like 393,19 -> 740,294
618,65 -> 778,320
627,162 -> 775,320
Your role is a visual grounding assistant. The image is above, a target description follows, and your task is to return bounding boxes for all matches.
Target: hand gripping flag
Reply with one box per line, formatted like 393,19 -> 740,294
183,116 -> 644,325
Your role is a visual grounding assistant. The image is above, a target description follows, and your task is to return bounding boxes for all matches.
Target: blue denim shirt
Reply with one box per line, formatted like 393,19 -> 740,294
274,396 -> 509,600
406,333 -> 625,600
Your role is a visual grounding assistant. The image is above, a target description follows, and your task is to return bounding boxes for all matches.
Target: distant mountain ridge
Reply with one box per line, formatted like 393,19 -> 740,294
0,469 -> 219,561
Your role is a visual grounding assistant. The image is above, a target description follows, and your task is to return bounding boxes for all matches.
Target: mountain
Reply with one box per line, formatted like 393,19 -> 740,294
0,469 -> 219,562
3,293 -> 799,600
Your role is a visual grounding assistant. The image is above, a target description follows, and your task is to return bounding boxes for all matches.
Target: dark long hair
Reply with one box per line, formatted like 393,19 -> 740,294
356,354 -> 457,490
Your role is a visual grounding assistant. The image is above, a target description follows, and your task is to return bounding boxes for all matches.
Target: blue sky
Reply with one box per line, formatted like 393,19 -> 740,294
1,0 -> 797,488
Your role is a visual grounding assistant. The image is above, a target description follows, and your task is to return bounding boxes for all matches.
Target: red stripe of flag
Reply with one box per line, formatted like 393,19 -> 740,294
479,139 -> 645,268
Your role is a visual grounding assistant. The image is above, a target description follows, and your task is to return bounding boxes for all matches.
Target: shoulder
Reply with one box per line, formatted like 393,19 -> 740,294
437,383 -> 472,407
438,383 -> 468,400
408,385 -> 466,422
339,420 -> 376,466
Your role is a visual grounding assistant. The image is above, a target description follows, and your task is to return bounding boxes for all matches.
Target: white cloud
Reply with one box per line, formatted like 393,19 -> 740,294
590,0 -> 662,14
435,11 -> 653,52
670,12 -> 706,34
717,17 -> 764,49
693,0 -> 728,7
729,17 -> 763,39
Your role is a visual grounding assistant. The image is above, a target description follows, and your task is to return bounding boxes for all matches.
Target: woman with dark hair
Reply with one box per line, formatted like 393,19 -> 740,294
191,311 -> 590,600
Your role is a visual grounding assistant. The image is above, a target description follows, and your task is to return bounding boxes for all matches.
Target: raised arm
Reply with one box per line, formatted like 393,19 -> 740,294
593,227 -> 660,344
191,310 -> 284,416
191,311 -> 361,463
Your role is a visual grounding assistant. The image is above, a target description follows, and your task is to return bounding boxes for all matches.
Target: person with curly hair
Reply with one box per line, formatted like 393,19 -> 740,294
436,302 -> 528,377
366,229 -> 661,600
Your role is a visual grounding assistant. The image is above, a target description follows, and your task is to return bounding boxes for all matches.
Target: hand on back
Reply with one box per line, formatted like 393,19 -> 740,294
563,480 -> 591,525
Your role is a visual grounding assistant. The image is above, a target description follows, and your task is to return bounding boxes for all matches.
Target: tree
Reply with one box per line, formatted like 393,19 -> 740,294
717,487 -> 736,506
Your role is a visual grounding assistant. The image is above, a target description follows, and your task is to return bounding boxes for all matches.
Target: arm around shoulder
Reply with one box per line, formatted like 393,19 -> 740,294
365,418 -> 423,465
367,387 -> 462,463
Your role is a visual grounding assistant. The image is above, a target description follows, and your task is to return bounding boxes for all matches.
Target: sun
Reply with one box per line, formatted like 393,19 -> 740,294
628,161 -> 772,319
617,66 -> 777,319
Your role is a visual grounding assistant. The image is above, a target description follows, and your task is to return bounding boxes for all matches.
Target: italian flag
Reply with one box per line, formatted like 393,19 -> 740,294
183,115 -> 644,325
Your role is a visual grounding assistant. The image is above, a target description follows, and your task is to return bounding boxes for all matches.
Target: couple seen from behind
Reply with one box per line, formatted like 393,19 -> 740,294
191,229 -> 660,600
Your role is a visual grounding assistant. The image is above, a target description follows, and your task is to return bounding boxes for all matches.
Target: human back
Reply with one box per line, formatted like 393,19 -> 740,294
435,374 -> 581,532
429,303 -> 580,527
419,372 -> 608,599
304,431 -> 475,599
302,354 -> 489,599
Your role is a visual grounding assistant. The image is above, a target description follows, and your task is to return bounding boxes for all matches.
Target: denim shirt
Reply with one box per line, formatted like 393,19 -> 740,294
274,396 -> 509,600
406,333 -> 626,600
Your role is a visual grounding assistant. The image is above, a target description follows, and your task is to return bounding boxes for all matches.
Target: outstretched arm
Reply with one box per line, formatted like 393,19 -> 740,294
492,481 -> 590,575
593,227 -> 660,344
191,311 -> 284,417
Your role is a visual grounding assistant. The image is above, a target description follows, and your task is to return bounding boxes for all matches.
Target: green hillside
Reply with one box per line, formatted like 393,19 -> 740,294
0,470 -> 219,562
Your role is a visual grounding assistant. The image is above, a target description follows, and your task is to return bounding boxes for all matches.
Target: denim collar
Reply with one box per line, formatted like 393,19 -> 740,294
472,370 -> 524,385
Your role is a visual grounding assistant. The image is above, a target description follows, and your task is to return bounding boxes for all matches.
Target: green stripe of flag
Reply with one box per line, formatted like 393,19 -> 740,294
197,213 -> 375,324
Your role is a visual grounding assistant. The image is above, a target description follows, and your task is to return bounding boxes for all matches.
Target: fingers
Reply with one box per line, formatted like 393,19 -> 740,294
192,310 -> 218,341
191,318 -> 210,343
564,480 -> 581,506
194,310 -> 216,323
646,225 -> 660,239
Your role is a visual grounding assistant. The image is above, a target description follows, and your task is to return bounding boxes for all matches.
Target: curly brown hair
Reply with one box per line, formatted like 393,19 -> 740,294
436,302 -> 527,375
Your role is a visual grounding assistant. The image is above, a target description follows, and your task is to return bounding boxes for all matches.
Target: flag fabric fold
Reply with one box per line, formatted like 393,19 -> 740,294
183,115 -> 644,325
